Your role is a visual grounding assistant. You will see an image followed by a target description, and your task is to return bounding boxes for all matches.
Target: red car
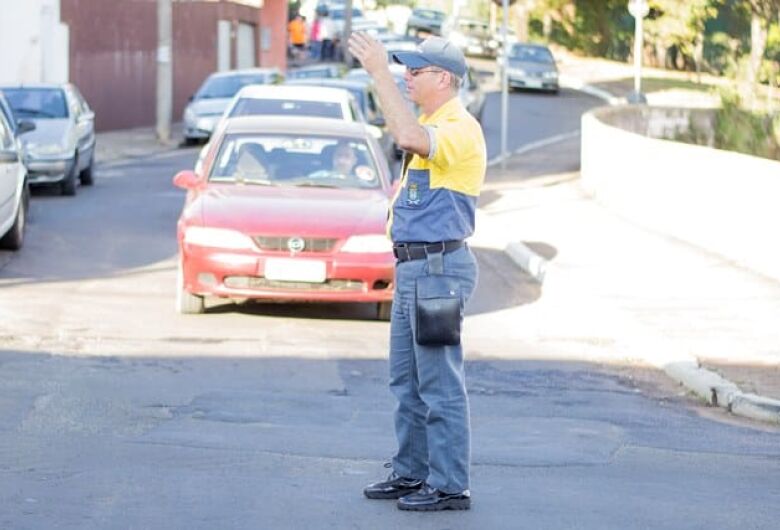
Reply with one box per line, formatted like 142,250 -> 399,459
173,116 -> 396,319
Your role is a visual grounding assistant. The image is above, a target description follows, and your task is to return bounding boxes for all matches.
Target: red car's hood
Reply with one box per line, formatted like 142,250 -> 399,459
196,184 -> 390,236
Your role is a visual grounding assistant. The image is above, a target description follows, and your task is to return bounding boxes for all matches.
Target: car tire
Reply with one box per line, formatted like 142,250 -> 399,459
176,256 -> 205,314
183,136 -> 199,147
0,182 -> 29,251
61,155 -> 78,196
79,155 -> 94,186
376,301 -> 392,321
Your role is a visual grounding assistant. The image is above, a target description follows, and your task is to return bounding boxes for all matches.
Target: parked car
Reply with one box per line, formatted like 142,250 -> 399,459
444,18 -> 499,59
173,116 -> 395,320
0,83 -> 95,196
183,68 -> 283,144
460,66 -> 486,123
0,93 -> 34,250
285,64 -> 343,81
506,43 -> 559,93
406,8 -> 446,37
284,78 -> 398,160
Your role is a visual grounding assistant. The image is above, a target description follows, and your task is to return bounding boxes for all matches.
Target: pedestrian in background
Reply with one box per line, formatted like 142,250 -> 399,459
309,14 -> 322,61
319,12 -> 334,61
348,32 -> 486,512
287,13 -> 307,62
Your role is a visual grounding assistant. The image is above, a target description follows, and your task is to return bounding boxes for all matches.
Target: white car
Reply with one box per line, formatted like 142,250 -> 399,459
0,93 -> 34,250
224,84 -> 364,122
194,84 -> 377,174
1,84 -> 96,196
183,68 -> 284,144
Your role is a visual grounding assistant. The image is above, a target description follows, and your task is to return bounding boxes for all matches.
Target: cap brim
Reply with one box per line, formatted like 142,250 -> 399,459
391,51 -> 431,69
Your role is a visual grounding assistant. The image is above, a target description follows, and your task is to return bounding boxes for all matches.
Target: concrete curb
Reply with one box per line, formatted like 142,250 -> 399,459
492,177 -> 780,424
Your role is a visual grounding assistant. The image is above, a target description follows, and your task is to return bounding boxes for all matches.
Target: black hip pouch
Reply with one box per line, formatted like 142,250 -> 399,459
415,251 -> 463,346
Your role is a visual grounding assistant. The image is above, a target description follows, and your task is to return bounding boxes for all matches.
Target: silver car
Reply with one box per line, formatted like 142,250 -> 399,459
1,84 -> 96,196
0,92 -> 34,249
183,68 -> 284,144
506,43 -> 559,94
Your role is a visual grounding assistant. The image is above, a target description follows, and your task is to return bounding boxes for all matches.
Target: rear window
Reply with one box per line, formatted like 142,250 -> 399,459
229,98 -> 345,119
3,88 -> 68,119
209,133 -> 382,190
510,45 -> 555,64
197,74 -> 270,100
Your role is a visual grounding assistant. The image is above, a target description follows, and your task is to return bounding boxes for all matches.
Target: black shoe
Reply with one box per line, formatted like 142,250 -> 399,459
364,470 -> 424,500
397,483 -> 471,511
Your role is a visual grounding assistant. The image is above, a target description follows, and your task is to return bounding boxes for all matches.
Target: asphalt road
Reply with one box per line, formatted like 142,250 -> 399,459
1,89 -> 779,529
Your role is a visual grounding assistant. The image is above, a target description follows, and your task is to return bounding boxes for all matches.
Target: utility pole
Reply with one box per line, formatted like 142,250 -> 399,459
156,0 -> 172,143
500,0 -> 509,169
628,0 -> 649,104
343,0 -> 353,65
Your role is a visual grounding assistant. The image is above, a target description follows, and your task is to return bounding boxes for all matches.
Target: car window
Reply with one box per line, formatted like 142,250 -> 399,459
0,113 -> 13,149
3,88 -> 69,119
229,98 -> 345,119
330,8 -> 363,20
210,133 -> 382,190
509,45 -> 555,64
196,74 -> 271,99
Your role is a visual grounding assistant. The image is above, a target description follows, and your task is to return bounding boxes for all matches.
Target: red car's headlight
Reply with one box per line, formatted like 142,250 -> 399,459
184,227 -> 255,250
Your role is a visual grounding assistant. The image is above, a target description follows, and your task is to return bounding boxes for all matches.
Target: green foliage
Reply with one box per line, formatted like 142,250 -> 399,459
714,90 -> 780,159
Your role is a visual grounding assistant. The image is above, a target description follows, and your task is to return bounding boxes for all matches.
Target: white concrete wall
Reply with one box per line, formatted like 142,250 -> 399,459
582,106 -> 780,283
0,0 -> 68,85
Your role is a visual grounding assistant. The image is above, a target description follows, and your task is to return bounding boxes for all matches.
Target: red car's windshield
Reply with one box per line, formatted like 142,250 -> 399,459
209,134 -> 383,190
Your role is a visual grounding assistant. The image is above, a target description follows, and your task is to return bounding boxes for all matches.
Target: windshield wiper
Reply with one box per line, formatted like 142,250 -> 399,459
12,107 -> 58,118
295,182 -> 340,188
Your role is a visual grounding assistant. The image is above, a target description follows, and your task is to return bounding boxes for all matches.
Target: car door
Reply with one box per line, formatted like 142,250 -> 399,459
0,112 -> 17,225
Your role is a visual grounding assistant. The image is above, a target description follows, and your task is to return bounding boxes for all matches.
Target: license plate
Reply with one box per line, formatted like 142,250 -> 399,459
264,258 -> 326,283
525,79 -> 544,89
467,45 -> 483,54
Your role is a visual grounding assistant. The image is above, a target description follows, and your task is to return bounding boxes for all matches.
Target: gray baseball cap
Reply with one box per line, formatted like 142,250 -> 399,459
392,36 -> 467,78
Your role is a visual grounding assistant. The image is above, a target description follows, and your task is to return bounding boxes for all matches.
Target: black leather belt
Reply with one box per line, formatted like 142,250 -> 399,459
393,240 -> 465,262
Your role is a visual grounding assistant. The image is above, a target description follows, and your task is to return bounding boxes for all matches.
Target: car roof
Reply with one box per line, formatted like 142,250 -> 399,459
235,84 -> 353,103
208,68 -> 280,79
0,83 -> 69,90
223,115 -> 371,138
286,78 -> 369,91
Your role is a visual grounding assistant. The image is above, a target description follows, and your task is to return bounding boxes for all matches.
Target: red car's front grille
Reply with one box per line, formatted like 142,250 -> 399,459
224,276 -> 365,292
252,236 -> 338,253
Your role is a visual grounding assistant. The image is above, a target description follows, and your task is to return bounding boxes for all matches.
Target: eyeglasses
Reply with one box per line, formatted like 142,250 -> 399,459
407,67 -> 445,77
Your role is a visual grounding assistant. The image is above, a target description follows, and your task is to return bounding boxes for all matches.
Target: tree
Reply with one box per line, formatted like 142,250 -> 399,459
644,0 -> 721,70
745,0 -> 780,87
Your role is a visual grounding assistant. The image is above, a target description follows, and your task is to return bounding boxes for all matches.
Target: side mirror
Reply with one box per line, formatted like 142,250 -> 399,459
367,125 -> 383,140
0,149 -> 19,163
17,120 -> 36,135
370,116 -> 386,127
78,111 -> 95,123
172,170 -> 201,190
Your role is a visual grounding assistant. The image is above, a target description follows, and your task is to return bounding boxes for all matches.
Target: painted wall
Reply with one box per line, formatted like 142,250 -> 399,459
0,0 -> 68,85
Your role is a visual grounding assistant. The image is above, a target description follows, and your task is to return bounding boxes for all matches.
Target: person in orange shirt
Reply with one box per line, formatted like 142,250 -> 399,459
288,14 -> 307,61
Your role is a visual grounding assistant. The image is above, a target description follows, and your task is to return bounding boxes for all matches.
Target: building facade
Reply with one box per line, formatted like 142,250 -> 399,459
0,0 -> 288,131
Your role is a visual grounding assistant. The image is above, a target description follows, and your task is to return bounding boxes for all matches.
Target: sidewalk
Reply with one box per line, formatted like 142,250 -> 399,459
94,122 -> 185,166
475,106 -> 780,424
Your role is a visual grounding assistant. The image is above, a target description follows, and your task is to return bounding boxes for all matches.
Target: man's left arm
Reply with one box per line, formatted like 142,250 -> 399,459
348,32 -> 430,158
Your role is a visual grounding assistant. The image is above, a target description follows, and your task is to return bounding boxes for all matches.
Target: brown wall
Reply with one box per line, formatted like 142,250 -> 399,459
172,2 -> 261,125
61,0 -> 157,131
61,0 -> 288,131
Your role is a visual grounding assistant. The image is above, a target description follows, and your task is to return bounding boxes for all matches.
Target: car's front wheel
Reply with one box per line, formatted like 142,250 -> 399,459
79,154 -> 94,186
176,256 -> 205,314
61,155 -> 78,196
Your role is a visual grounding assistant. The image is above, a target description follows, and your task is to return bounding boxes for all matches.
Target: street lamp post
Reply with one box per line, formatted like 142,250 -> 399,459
628,0 -> 649,104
